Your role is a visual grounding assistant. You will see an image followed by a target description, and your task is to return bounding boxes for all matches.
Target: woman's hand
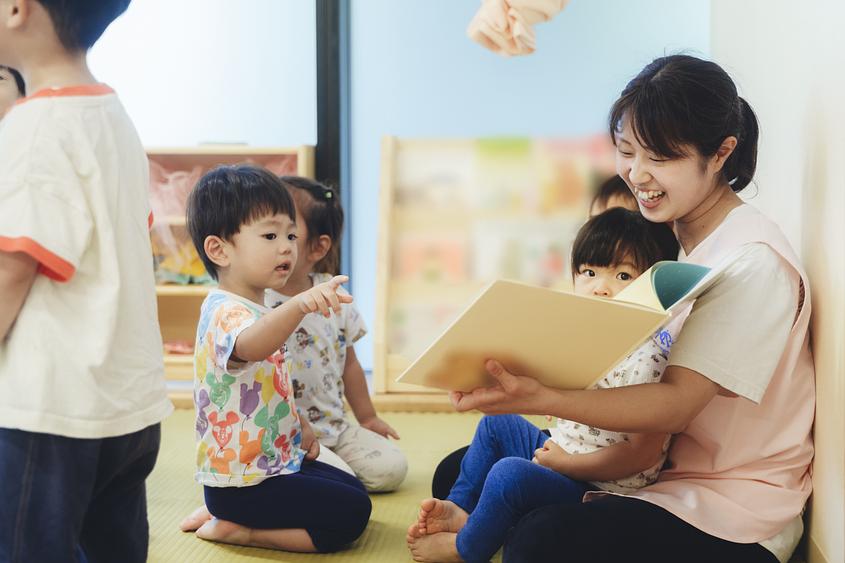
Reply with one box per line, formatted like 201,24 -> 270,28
360,415 -> 400,440
532,438 -> 571,474
449,359 -> 550,415
300,417 -> 320,461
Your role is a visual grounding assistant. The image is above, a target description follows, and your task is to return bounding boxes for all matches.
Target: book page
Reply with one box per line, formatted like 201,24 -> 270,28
613,264 -> 665,311
396,280 -> 668,392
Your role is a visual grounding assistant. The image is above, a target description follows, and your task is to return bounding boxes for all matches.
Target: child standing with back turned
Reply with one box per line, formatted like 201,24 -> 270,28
0,1 -> 173,561
178,165 -> 372,553
408,208 -> 680,563
265,176 -> 408,492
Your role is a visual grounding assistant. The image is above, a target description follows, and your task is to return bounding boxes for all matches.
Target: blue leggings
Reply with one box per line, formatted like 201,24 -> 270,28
204,461 -> 371,552
447,415 -> 591,563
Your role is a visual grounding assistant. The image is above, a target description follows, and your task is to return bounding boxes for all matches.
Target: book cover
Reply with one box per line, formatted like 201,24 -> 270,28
396,260 -> 717,392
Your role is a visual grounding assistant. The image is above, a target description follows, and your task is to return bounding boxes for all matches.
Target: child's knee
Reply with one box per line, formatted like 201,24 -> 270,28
479,413 -> 521,434
359,450 -> 408,492
486,457 -> 535,496
315,491 -> 372,552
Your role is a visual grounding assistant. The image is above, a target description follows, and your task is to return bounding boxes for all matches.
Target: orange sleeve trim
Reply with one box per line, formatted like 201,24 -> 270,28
16,84 -> 115,106
0,236 -> 75,282
148,211 -> 154,230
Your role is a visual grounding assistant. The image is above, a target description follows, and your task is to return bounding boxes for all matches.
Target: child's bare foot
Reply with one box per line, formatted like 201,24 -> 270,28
417,498 -> 468,535
195,517 -> 252,546
179,505 -> 213,532
407,531 -> 462,562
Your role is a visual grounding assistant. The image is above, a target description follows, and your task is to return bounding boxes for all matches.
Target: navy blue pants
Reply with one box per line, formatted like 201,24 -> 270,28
0,423 -> 161,563
503,495 -> 779,563
204,460 -> 372,552
447,415 -> 592,563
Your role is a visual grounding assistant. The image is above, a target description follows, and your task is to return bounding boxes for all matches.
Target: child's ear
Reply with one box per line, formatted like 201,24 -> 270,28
308,235 -> 332,262
204,235 -> 230,269
6,0 -> 30,29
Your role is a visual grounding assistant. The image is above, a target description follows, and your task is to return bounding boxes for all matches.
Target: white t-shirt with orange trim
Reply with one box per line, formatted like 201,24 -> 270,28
0,85 -> 173,438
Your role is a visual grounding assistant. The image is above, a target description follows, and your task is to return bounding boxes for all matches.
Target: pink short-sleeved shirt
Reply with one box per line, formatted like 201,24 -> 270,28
586,205 -> 814,561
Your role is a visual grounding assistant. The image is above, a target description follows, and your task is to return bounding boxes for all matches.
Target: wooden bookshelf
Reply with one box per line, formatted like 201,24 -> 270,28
372,136 -> 609,407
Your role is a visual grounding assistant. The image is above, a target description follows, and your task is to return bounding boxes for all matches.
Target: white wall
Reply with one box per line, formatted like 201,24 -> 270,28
349,0 -> 711,370
89,0 -> 317,147
712,2 -> 845,562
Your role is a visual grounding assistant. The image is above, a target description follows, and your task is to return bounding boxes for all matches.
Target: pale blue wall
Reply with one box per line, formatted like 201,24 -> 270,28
349,0 -> 710,370
90,0 -> 317,147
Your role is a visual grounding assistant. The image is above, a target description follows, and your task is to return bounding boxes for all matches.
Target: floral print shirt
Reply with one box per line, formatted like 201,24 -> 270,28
194,290 -> 304,487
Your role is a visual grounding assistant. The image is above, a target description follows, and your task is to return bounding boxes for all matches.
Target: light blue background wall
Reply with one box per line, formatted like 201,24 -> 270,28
349,0 -> 710,370
89,0 -> 317,147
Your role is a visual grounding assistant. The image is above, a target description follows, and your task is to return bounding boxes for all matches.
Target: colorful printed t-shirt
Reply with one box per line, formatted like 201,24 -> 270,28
550,325 -> 679,493
194,290 -> 304,487
265,273 -> 367,448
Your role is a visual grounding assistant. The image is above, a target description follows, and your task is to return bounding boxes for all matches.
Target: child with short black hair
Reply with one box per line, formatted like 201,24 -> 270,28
589,174 -> 639,216
179,165 -> 372,554
408,207 -> 679,563
266,176 -> 408,492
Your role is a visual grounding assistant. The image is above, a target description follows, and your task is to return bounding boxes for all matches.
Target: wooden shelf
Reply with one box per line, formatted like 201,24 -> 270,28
156,284 -> 212,297
164,353 -> 194,381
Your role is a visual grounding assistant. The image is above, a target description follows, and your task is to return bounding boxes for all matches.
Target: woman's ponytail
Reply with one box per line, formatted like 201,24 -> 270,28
724,97 -> 759,192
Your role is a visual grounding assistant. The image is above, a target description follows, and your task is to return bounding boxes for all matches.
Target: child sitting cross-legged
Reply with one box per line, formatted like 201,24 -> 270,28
408,207 -> 680,563
178,165 -> 371,553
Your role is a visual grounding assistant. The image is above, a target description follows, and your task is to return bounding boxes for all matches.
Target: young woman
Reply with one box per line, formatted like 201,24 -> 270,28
447,55 -> 814,563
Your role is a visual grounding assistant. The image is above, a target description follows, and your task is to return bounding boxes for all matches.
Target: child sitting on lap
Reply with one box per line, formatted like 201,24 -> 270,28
408,207 -> 679,563
179,165 -> 371,553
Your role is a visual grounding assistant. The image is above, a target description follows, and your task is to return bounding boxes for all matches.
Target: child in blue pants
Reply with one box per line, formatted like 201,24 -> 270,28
408,208 -> 679,563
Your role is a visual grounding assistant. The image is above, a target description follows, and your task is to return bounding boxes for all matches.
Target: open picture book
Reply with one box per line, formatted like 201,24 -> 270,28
395,259 -> 728,392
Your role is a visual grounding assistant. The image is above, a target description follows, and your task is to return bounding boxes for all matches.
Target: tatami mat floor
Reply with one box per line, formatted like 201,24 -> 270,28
148,410 -> 807,562
148,409 -> 491,562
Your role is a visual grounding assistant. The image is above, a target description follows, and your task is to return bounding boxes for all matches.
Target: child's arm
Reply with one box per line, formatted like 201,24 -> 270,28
343,347 -> 400,439
533,433 -> 668,483
234,275 -> 352,362
299,416 -> 320,461
0,251 -> 38,341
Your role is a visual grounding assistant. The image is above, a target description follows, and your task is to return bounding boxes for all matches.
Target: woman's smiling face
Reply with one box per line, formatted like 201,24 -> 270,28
614,117 -> 723,226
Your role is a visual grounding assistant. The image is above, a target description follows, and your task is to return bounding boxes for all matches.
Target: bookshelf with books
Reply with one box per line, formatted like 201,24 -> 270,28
373,136 -> 614,408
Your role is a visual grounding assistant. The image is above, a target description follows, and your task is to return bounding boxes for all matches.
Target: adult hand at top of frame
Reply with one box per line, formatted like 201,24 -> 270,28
449,359 -> 546,414
294,275 -> 352,317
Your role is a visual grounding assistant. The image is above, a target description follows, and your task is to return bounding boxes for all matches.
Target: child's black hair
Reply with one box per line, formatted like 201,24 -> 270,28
571,208 -> 679,276
0,66 -> 25,97
609,54 -> 759,192
279,176 -> 343,275
590,174 -> 636,214
186,164 -> 296,280
35,0 -> 131,52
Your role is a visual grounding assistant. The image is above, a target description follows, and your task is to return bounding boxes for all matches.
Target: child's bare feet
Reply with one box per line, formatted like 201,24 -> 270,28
195,517 -> 252,546
179,505 -> 213,532
417,498 -> 468,535
407,530 -> 462,562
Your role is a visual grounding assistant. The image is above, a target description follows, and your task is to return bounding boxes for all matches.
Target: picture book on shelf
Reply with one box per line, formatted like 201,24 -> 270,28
396,257 -> 732,392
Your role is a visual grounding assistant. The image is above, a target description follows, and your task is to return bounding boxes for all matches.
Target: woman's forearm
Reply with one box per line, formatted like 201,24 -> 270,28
539,367 -> 719,434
